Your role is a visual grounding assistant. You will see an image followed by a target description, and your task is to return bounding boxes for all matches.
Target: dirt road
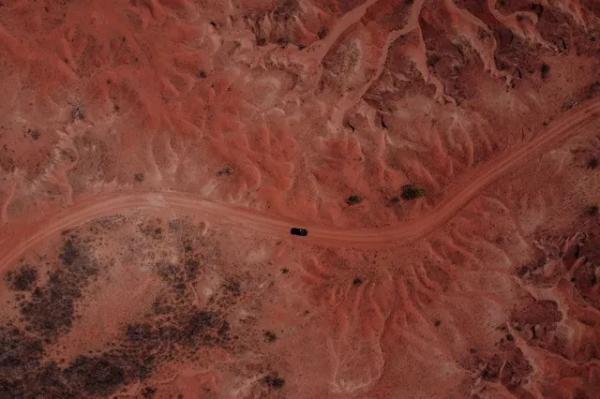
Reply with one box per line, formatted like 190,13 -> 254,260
0,99 -> 598,268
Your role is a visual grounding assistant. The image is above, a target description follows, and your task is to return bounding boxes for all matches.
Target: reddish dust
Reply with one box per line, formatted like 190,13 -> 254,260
0,0 -> 600,398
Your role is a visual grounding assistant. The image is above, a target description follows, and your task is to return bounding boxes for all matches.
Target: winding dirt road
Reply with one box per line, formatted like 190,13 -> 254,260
1,99 -> 599,267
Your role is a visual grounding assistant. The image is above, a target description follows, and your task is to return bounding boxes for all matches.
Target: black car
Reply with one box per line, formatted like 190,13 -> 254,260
290,227 -> 308,237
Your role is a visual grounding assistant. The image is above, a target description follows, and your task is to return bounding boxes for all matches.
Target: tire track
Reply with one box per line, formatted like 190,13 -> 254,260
0,99 -> 599,268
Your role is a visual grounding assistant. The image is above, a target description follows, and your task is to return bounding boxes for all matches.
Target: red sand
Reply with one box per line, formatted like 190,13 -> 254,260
0,0 -> 599,398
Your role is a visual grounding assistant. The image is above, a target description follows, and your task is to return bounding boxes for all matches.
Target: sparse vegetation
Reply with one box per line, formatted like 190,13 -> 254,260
184,258 -> 200,280
141,386 -> 157,398
346,195 -> 362,205
540,63 -> 550,79
138,221 -> 164,240
262,372 -> 285,389
5,264 -> 38,291
264,330 -> 277,343
217,165 -> 233,176
59,239 -> 81,267
65,355 -> 126,396
4,1 -> 600,397
18,238 -> 99,338
529,3 -> 544,17
401,184 -> 425,200
427,54 -> 440,67
317,27 -> 328,39
585,205 -> 599,217
27,129 -> 41,140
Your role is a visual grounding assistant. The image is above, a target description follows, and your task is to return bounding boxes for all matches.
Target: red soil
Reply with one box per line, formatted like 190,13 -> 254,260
0,0 -> 599,398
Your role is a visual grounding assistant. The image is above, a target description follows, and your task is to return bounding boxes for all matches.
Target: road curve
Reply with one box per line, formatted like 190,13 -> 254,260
0,99 -> 599,268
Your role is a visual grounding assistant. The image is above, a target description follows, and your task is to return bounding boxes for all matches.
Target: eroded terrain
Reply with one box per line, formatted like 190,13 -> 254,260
1,0 -> 600,398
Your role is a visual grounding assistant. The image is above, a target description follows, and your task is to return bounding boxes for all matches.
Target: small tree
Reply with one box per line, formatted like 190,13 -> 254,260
346,195 -> 362,205
401,184 -> 425,200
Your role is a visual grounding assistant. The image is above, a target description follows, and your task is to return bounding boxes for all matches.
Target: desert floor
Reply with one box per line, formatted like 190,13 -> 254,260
1,0 -> 600,398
